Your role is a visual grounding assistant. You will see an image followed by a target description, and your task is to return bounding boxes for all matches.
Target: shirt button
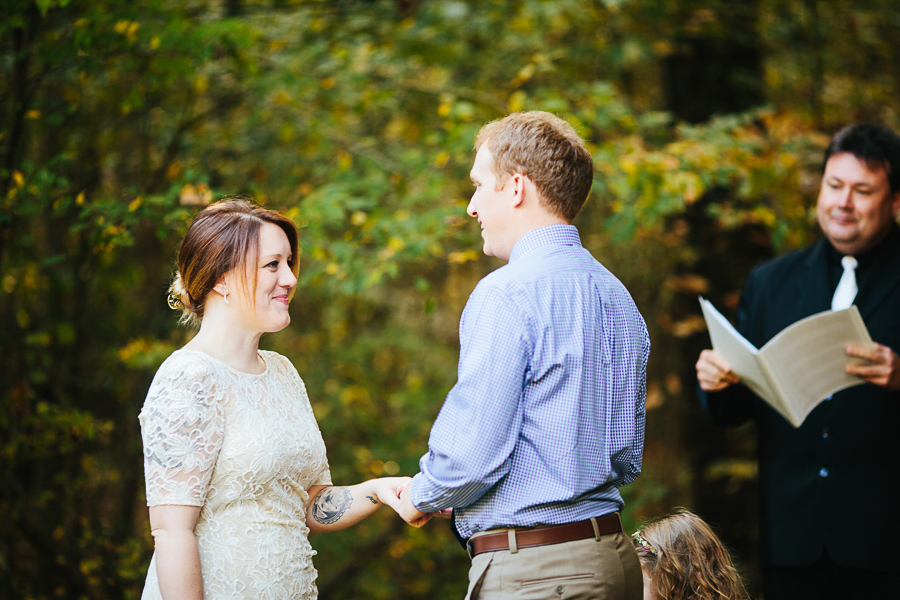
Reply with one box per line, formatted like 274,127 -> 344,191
819,467 -> 829,478
555,584 -> 565,594
822,427 -> 830,439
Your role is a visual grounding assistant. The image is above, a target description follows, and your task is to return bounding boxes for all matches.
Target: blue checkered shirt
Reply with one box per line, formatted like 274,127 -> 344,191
410,224 -> 650,539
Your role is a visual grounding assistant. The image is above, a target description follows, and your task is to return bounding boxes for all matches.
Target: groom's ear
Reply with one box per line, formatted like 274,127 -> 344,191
509,173 -> 527,208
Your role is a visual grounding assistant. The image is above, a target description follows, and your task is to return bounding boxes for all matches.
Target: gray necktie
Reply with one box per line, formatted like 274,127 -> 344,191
831,255 -> 858,310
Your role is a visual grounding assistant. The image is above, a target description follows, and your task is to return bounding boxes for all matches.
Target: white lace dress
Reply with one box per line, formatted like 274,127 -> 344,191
139,349 -> 332,600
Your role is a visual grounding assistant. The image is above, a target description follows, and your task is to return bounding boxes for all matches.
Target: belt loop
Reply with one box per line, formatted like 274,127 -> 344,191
590,517 -> 601,541
508,529 -> 519,554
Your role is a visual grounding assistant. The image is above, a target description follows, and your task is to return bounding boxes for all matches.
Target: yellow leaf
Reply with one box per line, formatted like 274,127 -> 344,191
670,315 -> 707,338
192,75 -> 209,95
179,183 -> 211,207
25,110 -> 41,120
645,381 -> 664,410
448,250 -> 478,264
274,90 -> 292,106
150,36 -> 160,50
321,77 -> 336,90
12,171 -> 24,187
128,197 -> 143,212
350,211 -> 367,226
76,191 -> 85,206
665,273 -> 709,295
166,161 -> 183,181
437,102 -> 451,117
512,63 -> 535,87
434,151 -> 450,168
508,90 -> 527,113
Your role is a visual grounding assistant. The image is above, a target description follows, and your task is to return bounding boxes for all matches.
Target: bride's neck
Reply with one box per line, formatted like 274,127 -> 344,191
184,309 -> 264,374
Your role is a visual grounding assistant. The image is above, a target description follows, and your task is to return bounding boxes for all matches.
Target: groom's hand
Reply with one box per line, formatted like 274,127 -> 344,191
397,479 -> 431,528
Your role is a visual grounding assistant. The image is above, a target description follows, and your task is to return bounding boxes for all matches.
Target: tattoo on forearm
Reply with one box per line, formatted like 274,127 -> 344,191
366,494 -> 378,505
312,487 -> 352,525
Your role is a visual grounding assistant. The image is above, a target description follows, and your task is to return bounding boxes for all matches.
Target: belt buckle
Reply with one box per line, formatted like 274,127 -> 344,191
466,539 -> 475,560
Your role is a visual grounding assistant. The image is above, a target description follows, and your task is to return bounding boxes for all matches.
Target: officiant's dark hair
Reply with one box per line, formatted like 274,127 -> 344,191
824,123 -> 900,193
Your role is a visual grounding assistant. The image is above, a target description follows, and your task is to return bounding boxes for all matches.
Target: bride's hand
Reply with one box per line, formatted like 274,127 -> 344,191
369,476 -> 410,510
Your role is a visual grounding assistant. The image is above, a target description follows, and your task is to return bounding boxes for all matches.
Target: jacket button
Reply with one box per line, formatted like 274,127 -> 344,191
819,467 -> 829,478
822,427 -> 829,439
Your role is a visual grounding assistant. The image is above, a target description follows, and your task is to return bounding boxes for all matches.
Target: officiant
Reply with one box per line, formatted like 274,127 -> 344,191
694,122 -> 900,600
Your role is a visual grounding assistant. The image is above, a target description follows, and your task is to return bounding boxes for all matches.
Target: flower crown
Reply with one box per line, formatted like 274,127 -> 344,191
632,531 -> 658,556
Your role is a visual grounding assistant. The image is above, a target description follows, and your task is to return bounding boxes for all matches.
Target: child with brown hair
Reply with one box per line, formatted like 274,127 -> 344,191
632,508 -> 751,600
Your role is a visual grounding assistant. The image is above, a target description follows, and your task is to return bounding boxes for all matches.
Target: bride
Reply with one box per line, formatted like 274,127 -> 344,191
139,198 -> 414,599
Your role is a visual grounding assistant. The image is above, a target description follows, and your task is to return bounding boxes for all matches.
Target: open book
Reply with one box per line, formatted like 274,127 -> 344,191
699,297 -> 873,427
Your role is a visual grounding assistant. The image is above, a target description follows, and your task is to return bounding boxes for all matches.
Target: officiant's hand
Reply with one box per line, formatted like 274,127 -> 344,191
696,350 -> 740,392
395,479 -> 432,528
845,343 -> 900,390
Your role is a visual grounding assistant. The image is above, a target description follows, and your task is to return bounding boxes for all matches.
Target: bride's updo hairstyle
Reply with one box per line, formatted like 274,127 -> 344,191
167,198 -> 299,327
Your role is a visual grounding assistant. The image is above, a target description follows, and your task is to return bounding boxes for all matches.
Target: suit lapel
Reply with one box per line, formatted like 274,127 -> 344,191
856,235 -> 900,320
800,239 -> 832,316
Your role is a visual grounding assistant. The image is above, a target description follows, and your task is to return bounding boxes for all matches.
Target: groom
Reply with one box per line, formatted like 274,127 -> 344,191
396,111 -> 650,600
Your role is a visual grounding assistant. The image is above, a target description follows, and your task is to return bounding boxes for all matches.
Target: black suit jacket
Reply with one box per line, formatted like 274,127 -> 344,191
700,226 -> 900,571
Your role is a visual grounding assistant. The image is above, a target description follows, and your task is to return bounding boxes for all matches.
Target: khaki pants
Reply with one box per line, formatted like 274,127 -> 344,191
464,531 -> 642,600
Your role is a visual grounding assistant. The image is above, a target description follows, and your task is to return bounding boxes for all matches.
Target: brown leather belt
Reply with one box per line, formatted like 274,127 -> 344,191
466,513 -> 623,558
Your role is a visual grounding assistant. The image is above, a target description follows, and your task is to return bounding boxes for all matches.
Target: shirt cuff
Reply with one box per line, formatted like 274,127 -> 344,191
410,471 -> 453,513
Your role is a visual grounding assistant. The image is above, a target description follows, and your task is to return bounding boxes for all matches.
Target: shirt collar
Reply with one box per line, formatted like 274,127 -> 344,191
509,224 -> 582,263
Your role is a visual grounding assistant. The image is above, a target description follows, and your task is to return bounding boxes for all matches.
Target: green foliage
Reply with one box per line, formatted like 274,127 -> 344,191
2,0 -> 900,597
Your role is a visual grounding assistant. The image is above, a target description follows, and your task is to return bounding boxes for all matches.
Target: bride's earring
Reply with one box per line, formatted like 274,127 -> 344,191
223,290 -> 229,304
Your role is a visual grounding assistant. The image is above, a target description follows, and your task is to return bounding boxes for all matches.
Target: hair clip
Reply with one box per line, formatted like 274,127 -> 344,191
632,532 -> 658,556
167,293 -> 183,310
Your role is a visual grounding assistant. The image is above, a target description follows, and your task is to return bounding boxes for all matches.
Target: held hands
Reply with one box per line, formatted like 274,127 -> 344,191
368,477 -> 413,514
845,343 -> 900,390
695,349 -> 740,391
396,479 -> 432,528
373,477 -> 441,528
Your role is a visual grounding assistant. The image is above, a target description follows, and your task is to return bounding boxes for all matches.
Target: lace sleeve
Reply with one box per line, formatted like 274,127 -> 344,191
139,356 -> 224,507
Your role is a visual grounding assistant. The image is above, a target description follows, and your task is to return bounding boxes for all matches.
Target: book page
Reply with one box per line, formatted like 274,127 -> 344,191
698,298 -> 789,420
757,306 -> 872,426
